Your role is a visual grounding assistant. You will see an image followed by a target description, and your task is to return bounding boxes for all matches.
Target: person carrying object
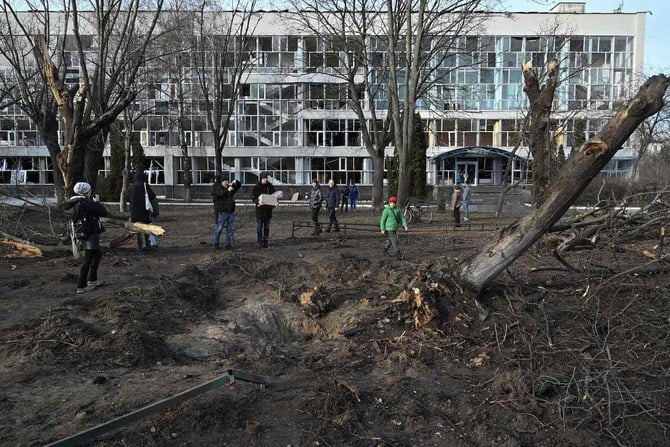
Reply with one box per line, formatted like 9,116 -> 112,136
125,172 -> 156,251
251,172 -> 276,248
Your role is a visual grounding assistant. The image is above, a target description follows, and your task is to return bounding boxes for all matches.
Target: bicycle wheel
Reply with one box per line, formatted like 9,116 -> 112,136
423,208 -> 434,223
403,208 -> 413,223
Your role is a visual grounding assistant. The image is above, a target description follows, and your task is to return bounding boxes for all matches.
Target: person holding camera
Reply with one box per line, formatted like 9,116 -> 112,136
212,174 -> 242,250
64,182 -> 108,294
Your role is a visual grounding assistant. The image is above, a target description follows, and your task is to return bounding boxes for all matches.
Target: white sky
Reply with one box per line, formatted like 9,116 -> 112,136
502,0 -> 670,73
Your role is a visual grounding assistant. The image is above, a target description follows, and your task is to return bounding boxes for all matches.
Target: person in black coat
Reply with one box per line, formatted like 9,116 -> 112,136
212,173 -> 242,250
63,182 -> 108,293
251,172 -> 276,248
325,178 -> 341,232
308,178 -> 323,235
125,172 -> 156,250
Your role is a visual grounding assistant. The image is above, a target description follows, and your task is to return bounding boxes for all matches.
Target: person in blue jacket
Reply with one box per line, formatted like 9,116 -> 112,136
348,180 -> 359,211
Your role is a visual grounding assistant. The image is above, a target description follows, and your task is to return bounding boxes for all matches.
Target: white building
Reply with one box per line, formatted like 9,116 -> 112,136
0,2 -> 646,197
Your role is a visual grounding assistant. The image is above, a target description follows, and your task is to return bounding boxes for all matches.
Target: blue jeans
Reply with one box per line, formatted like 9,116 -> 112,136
462,201 -> 470,219
256,218 -> 270,247
214,212 -> 235,246
148,216 -> 159,246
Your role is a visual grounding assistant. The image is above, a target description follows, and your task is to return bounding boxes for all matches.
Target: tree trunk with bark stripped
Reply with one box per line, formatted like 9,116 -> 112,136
459,74 -> 670,292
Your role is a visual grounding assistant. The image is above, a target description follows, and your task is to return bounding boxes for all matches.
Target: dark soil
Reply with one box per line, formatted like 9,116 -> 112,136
1,203 -> 668,447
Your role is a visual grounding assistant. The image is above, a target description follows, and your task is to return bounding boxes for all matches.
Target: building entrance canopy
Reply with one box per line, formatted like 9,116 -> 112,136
431,146 -> 529,186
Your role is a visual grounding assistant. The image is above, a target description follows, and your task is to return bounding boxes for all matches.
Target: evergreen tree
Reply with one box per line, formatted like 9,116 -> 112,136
410,114 -> 427,199
571,120 -> 586,159
99,123 -> 125,201
131,134 -> 146,177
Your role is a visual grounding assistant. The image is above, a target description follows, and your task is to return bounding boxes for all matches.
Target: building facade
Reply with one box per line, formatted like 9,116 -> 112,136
0,2 -> 646,196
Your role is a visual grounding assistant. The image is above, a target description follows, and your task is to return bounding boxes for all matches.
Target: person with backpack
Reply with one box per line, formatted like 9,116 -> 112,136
348,180 -> 359,212
380,196 -> 408,258
63,182 -> 108,294
212,174 -> 242,250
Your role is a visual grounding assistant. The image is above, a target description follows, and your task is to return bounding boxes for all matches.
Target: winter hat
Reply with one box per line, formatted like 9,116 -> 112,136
388,196 -> 398,203
73,182 -> 92,196
260,172 -> 269,180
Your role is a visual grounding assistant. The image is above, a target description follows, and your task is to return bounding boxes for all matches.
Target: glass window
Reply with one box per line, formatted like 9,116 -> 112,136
569,37 -> 584,52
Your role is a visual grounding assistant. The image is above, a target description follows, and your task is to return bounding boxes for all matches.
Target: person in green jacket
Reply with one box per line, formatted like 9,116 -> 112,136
380,196 -> 408,258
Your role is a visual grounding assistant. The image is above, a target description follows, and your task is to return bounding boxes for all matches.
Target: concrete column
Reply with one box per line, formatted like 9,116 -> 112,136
164,154 -> 175,186
362,158 -> 372,185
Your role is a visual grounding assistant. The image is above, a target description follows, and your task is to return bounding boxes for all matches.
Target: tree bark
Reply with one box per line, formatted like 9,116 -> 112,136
459,74 -> 670,292
523,59 -> 559,206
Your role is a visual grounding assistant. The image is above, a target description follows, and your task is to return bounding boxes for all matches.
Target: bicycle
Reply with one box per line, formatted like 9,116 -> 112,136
403,200 -> 433,223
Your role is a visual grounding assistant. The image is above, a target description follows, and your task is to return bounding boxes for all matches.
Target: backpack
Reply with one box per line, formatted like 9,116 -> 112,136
66,198 -> 101,258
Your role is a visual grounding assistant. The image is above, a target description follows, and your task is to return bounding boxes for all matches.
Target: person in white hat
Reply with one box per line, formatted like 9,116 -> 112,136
64,182 -> 108,293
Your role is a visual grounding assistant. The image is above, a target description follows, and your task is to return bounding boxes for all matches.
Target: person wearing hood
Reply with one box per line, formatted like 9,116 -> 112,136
63,182 -> 107,293
125,172 -> 156,250
251,172 -> 276,248
380,196 -> 408,258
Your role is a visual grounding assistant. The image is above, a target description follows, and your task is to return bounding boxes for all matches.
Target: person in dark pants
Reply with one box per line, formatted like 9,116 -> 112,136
348,180 -> 359,211
308,178 -> 323,235
339,182 -> 350,212
251,172 -> 276,248
125,172 -> 156,250
380,196 -> 408,258
212,174 -> 242,250
325,178 -> 341,232
64,182 -> 108,294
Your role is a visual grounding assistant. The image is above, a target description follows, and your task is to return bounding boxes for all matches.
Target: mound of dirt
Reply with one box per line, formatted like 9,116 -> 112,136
1,206 -> 668,447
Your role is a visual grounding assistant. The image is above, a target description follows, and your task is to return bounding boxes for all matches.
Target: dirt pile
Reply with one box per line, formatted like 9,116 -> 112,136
0,206 -> 668,446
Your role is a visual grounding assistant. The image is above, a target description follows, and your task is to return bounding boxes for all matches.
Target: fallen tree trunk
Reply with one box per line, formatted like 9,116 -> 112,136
100,217 -> 165,236
0,239 -> 43,258
0,230 -> 68,254
459,74 -> 670,292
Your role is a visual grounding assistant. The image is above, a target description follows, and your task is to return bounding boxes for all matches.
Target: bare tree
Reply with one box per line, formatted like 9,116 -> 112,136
194,0 -> 260,177
385,0 -> 486,206
630,85 -> 670,186
459,74 -> 670,292
285,1 -> 485,207
284,1 -> 391,209
0,1 -> 66,202
523,58 -> 560,205
33,0 -> 164,197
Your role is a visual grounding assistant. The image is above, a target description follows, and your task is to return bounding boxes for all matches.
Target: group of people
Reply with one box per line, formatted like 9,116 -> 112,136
211,171 -> 276,249
67,171 -> 474,293
65,172 -> 159,294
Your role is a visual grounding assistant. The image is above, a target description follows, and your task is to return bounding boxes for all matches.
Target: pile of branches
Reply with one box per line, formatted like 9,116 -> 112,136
549,187 -> 669,254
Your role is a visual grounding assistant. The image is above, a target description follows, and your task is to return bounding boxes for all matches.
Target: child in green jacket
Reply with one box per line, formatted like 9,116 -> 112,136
380,196 -> 408,258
